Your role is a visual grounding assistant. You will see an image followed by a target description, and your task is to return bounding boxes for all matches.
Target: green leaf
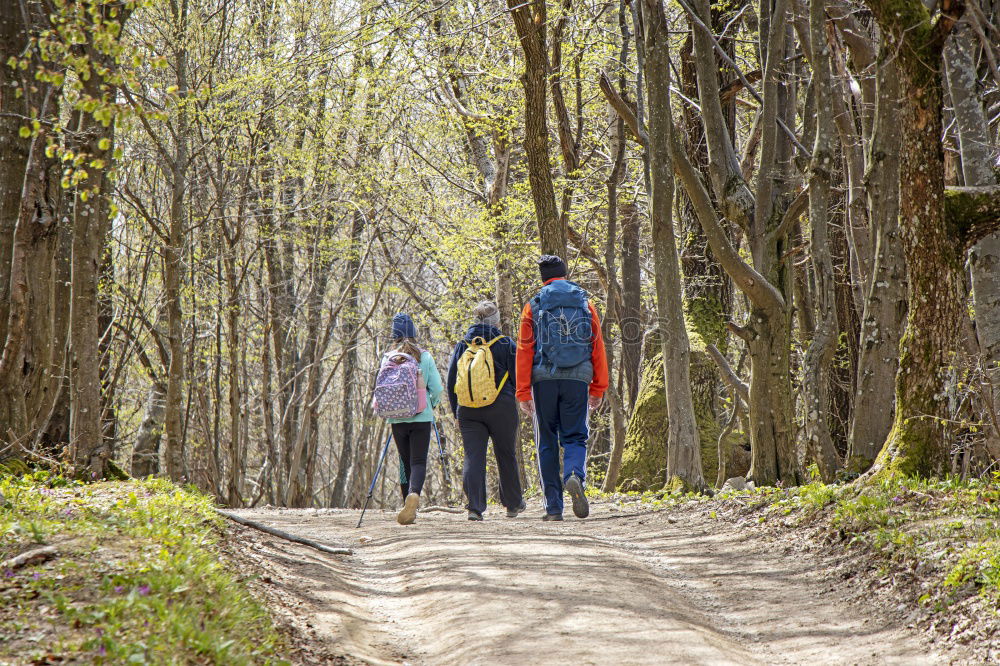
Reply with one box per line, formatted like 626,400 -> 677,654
18,126 -> 31,138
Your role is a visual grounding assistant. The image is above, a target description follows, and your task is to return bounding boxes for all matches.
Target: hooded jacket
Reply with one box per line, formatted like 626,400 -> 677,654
446,322 -> 517,416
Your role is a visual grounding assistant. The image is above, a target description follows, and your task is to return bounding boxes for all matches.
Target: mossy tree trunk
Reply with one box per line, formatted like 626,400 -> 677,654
673,0 -> 799,486
863,0 -> 967,478
619,341 -> 748,490
678,5 -> 735,356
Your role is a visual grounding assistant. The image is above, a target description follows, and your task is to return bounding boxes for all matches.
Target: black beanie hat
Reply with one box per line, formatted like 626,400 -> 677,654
538,255 -> 567,282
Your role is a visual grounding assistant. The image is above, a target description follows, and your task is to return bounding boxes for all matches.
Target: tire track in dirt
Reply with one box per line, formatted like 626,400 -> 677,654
233,503 -> 948,665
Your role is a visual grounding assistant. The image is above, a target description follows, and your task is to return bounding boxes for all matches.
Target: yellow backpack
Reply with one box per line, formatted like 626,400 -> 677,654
454,336 -> 508,408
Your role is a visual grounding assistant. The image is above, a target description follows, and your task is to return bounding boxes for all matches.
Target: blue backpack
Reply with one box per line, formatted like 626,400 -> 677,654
530,280 -> 592,369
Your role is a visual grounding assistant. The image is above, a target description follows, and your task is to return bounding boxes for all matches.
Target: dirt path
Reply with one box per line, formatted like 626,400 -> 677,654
231,502 -> 950,665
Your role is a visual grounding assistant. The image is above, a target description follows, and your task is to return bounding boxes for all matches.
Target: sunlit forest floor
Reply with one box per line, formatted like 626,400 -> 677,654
2,474 -> 998,664
231,479 -> 999,665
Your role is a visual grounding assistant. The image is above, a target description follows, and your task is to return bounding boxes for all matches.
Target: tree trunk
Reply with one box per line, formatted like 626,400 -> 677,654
944,19 -> 1000,454
39,212 -> 72,458
284,228 -> 334,507
863,0 -> 964,478
679,0 -> 798,486
508,0 -> 565,258
802,0 -> 841,481
491,141 -> 515,328
163,1 -> 189,481
331,211 -> 365,507
222,233 -> 244,506
132,382 -> 166,477
0,3 -> 60,460
0,1 -> 30,351
678,0 -> 737,358
848,60 -> 906,472
600,105 -> 628,492
641,0 -> 705,491
68,112 -> 114,478
98,243 -> 117,461
620,202 -> 642,410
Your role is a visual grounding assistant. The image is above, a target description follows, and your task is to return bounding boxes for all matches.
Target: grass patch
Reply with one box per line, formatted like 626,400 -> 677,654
0,471 -> 287,664
598,471 -> 1000,612
709,473 -> 1000,608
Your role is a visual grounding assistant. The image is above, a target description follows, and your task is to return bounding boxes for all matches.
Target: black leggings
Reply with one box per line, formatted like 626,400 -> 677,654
392,421 -> 431,498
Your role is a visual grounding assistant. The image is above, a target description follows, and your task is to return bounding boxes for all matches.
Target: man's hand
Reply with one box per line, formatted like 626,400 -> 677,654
518,399 -> 534,417
588,395 -> 603,411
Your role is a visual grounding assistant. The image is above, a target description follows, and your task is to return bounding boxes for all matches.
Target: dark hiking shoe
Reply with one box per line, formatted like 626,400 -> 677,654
542,513 -> 564,521
468,510 -> 483,521
565,474 -> 589,519
397,493 -> 419,525
506,501 -> 526,518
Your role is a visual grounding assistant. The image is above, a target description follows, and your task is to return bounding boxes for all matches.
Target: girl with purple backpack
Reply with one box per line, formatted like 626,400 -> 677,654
382,313 -> 443,525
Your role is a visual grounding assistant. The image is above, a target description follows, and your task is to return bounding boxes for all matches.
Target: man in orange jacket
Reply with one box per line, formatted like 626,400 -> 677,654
516,255 -> 608,520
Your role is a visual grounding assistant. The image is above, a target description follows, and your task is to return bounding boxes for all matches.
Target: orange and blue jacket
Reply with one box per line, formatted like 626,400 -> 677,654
515,277 -> 609,401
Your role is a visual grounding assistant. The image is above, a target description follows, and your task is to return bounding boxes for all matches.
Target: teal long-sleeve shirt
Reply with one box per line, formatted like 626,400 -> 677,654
386,350 -> 443,424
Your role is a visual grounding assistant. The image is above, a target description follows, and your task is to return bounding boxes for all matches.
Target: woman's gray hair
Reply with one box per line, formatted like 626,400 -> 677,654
473,301 -> 501,328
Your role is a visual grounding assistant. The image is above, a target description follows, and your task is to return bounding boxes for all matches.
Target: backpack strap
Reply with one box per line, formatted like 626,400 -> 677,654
483,335 -> 504,347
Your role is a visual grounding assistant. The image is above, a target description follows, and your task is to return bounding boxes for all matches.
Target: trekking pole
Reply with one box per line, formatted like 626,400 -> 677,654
357,431 -> 393,529
432,419 -> 451,487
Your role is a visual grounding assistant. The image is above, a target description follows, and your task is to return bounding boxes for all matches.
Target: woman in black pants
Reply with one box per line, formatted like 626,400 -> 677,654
385,313 -> 443,525
446,302 -> 525,521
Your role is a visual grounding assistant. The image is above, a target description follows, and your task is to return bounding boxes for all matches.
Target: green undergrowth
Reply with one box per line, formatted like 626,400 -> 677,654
0,471 -> 287,665
712,472 -> 1000,610
599,471 -> 1000,611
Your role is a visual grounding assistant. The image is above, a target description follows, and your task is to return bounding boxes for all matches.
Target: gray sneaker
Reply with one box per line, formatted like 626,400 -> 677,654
468,510 -> 483,521
542,513 -> 564,521
565,474 -> 589,519
506,501 -> 526,518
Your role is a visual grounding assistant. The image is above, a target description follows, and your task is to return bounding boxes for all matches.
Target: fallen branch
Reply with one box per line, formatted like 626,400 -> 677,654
217,510 -> 353,556
2,545 -> 58,571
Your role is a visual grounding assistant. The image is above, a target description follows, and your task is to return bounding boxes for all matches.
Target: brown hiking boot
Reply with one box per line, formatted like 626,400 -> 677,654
397,493 -> 420,525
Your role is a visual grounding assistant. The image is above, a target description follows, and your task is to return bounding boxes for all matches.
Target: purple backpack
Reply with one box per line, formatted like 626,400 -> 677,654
373,351 -> 427,419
